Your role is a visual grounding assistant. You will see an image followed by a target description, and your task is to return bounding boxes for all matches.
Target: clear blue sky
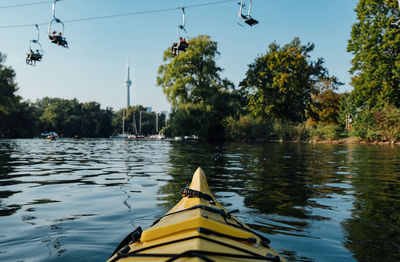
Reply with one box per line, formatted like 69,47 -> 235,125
1,0 -> 358,113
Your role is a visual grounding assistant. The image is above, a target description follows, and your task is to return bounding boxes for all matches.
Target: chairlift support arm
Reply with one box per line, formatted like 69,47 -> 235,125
177,7 -> 188,39
239,0 -> 253,17
34,24 -> 39,42
181,7 -> 186,28
52,0 -> 59,19
48,0 -> 65,35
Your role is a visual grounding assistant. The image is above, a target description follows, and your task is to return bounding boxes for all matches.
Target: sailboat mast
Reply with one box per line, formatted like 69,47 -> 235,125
139,111 -> 142,134
122,109 -> 125,135
132,110 -> 138,135
156,113 -> 158,133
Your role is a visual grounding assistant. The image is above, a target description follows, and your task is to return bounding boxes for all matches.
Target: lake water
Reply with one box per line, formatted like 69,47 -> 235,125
0,139 -> 399,262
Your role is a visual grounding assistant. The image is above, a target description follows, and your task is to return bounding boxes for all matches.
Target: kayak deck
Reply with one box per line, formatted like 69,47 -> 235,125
108,167 -> 286,262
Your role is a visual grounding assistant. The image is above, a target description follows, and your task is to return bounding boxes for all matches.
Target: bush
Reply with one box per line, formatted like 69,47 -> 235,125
350,104 -> 400,142
271,119 -> 308,141
350,110 -> 377,140
373,104 -> 400,141
307,123 -> 342,141
223,115 -> 271,141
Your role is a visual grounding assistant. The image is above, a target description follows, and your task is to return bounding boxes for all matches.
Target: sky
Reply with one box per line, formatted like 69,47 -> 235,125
0,0 -> 358,113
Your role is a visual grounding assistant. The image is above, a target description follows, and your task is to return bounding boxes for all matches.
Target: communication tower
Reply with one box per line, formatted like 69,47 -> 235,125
125,59 -> 132,107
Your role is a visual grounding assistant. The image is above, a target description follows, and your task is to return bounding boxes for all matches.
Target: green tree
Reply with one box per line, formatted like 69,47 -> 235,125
157,35 -> 238,140
347,0 -> 400,109
0,53 -> 38,138
308,78 -> 343,125
80,102 -> 113,137
8,100 -> 39,138
0,53 -> 18,137
240,38 -> 335,122
35,97 -> 113,137
37,97 -> 81,136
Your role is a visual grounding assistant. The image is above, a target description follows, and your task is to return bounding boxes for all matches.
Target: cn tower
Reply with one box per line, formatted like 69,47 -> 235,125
125,59 -> 132,107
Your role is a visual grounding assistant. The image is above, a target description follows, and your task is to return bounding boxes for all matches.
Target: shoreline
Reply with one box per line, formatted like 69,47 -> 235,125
247,137 -> 400,145
307,138 -> 400,145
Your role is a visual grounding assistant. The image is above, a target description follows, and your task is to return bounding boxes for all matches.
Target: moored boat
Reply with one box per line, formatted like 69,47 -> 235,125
108,167 -> 286,262
41,131 -> 58,140
109,134 -> 129,139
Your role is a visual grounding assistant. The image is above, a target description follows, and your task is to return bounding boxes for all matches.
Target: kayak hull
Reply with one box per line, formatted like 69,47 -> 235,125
109,167 -> 286,262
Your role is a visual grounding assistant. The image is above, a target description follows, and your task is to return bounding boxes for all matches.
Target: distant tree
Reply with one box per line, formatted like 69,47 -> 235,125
80,102 -> 113,137
240,38 -> 337,122
9,100 -> 39,137
37,97 -> 80,136
157,35 -> 238,140
35,97 -> 113,137
347,0 -> 400,109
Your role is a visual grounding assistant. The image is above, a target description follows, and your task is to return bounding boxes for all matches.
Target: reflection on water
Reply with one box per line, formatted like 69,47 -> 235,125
0,139 -> 400,261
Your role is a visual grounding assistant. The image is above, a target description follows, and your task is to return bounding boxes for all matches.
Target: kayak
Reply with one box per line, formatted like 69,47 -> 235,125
108,167 -> 286,262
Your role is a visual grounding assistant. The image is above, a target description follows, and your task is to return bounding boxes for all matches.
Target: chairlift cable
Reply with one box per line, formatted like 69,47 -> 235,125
0,1 -> 49,9
0,0 -> 236,29
0,0 -> 67,9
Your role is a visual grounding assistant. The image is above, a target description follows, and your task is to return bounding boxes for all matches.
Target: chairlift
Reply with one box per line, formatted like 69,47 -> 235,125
238,0 -> 259,26
26,24 -> 43,66
171,8 -> 189,56
48,0 -> 68,48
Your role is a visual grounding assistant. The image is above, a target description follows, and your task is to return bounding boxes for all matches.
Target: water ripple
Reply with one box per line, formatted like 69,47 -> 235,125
1,140 -> 400,261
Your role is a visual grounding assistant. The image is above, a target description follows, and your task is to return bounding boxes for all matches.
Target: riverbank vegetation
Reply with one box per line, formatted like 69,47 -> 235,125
1,1 -> 399,142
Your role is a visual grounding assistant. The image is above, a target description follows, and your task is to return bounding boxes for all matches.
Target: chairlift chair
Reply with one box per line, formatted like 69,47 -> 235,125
171,8 -> 189,56
238,0 -> 259,26
177,25 -> 189,51
48,0 -> 68,48
26,25 -> 44,66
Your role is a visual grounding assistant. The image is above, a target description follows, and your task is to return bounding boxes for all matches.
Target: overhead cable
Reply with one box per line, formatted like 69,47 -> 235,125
0,1 -> 51,9
0,0 -> 236,29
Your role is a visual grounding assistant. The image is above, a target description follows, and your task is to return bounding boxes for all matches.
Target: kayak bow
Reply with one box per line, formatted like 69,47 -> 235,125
108,167 -> 286,262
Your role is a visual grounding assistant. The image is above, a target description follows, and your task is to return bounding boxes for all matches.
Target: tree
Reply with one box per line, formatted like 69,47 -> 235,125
0,53 -> 38,138
35,97 -> 113,137
37,97 -> 81,136
347,0 -> 400,109
240,38 -> 335,122
157,35 -> 238,140
0,53 -> 18,136
308,78 -> 343,125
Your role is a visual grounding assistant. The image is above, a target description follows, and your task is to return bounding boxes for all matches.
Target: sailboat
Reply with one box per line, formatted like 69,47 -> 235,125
127,110 -> 140,139
127,110 -> 146,139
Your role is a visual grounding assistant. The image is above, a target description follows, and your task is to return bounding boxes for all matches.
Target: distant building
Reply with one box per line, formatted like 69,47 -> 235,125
146,107 -> 152,113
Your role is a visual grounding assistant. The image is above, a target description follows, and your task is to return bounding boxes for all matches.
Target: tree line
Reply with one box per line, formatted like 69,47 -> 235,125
157,0 -> 400,142
1,0 -> 399,141
0,59 -> 166,138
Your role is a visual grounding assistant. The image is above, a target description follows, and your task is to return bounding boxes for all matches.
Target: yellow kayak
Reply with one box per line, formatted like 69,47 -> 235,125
108,167 -> 286,262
